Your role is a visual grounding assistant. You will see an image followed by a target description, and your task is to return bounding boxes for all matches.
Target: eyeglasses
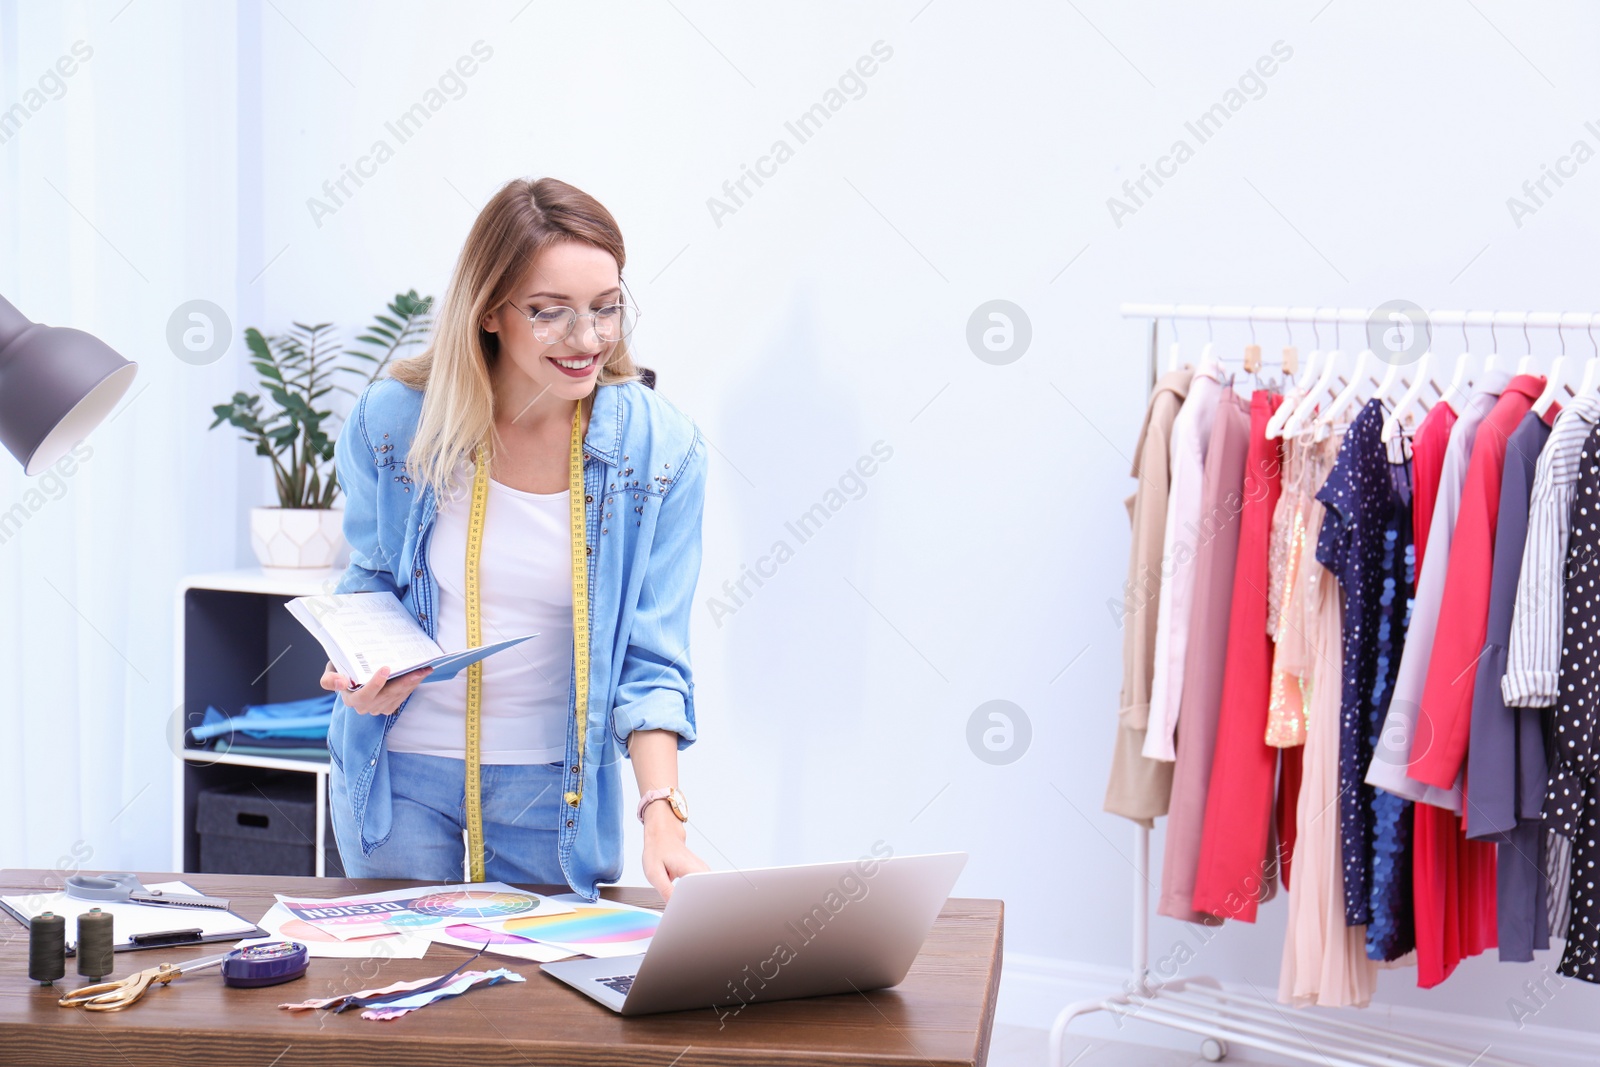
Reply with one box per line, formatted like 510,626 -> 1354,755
504,297 -> 639,346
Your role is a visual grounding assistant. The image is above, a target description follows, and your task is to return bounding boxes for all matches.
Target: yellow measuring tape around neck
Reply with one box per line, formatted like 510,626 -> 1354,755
463,400 -> 590,882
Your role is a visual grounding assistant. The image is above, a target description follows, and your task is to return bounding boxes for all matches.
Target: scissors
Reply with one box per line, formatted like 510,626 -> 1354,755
64,873 -> 231,911
58,949 -> 234,1011
58,941 -> 310,1011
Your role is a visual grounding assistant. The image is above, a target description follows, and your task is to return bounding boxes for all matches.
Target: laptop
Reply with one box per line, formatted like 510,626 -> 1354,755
540,850 -> 967,1017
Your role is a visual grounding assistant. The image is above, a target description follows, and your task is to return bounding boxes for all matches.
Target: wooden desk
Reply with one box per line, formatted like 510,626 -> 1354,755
0,869 -> 1002,1067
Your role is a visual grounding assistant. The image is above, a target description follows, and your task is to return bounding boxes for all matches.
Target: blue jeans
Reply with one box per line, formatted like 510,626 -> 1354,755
330,750 -> 570,887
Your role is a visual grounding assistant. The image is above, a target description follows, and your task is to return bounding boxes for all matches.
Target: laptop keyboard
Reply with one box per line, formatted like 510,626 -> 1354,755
597,973 -> 636,995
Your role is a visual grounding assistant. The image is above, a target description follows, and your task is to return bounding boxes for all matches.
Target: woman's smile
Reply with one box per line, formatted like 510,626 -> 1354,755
549,351 -> 601,377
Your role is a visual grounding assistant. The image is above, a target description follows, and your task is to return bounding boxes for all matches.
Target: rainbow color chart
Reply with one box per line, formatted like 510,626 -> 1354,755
500,906 -> 658,944
444,904 -> 660,958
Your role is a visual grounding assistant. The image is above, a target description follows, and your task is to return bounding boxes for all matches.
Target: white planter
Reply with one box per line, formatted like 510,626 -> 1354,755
250,506 -> 346,574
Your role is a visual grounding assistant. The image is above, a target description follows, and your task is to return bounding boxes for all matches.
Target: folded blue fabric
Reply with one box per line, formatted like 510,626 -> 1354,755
191,693 -> 336,743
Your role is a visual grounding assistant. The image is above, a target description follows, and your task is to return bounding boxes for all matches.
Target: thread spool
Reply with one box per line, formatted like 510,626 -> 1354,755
76,908 -> 114,981
29,911 -> 66,985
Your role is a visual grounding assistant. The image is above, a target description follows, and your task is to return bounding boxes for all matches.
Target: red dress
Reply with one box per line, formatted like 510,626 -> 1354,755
1413,375 -> 1547,789
1406,394 -> 1507,988
1192,390 -> 1286,921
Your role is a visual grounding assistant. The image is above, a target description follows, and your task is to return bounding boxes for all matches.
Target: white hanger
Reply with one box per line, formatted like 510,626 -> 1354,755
1270,310 -> 1324,434
1435,311 -> 1474,413
1266,315 -> 1313,438
1300,345 -> 1324,388
1317,347 -> 1372,437
1578,316 -> 1600,397
1266,371 -> 1308,439
1534,356 -> 1566,417
1378,306 -> 1434,441
1445,353 -> 1471,409
1382,350 -> 1433,443
1533,314 -> 1569,417
1166,314 -> 1180,372
1374,349 -> 1407,407
1275,324 -> 1321,436
1484,311 -> 1502,378
1279,311 -> 1345,439
1273,308 -> 1337,438
1193,312 -> 1221,380
1516,313 -> 1537,376
1579,360 -> 1600,398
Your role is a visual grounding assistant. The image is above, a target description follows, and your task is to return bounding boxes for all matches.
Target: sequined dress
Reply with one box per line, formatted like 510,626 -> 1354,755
1278,420 -> 1380,1007
1313,399 -> 1416,962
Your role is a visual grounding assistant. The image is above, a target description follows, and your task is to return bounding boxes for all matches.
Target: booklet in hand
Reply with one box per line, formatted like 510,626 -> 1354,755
285,592 -> 536,689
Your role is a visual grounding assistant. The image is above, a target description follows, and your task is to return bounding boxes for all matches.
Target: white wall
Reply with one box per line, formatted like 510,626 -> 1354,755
3,0 -> 1598,1041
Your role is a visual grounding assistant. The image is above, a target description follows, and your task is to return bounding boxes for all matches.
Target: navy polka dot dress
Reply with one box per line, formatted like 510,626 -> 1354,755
1315,398 -> 1417,961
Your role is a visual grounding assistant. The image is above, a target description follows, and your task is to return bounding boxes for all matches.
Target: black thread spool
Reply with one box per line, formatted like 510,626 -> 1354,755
76,908 -> 114,981
28,911 -> 66,985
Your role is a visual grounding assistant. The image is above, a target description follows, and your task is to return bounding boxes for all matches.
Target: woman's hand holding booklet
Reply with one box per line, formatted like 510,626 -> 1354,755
286,592 -> 536,691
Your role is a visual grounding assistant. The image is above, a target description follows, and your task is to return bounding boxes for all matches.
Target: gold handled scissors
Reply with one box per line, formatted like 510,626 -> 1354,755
58,950 -> 233,1012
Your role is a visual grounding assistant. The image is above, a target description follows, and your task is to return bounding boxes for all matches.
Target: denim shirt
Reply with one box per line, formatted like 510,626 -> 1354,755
327,375 -> 706,900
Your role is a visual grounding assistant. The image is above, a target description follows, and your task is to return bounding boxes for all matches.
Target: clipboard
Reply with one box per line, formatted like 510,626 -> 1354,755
0,879 -> 266,954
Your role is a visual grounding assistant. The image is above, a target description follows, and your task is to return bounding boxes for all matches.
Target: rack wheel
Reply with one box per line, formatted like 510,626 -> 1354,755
1200,1037 -> 1228,1061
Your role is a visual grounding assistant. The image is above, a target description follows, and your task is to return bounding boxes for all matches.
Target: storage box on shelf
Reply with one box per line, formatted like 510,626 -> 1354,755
198,774 -> 343,877
173,568 -> 343,877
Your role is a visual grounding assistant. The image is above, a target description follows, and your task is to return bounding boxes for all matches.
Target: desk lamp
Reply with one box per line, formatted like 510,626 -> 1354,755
0,293 -> 138,475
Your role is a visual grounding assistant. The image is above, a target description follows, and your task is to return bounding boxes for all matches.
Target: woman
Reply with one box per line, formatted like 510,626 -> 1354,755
322,177 -> 709,903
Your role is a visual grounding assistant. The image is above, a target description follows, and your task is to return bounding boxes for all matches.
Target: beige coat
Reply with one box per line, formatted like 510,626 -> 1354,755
1104,367 -> 1193,825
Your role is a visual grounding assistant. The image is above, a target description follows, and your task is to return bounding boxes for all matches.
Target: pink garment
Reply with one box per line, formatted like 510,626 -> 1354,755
1264,436 -> 1318,747
1159,390 -> 1251,923
1145,365 -> 1225,760
1278,426 -> 1379,1008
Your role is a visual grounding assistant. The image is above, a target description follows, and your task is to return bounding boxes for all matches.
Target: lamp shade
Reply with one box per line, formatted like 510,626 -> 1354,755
0,294 -> 138,475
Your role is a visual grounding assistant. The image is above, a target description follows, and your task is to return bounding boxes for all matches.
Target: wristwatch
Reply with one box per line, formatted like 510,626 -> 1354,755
637,786 -> 688,824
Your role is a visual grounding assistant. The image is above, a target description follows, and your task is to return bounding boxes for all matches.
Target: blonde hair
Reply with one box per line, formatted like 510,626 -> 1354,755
388,177 -> 643,499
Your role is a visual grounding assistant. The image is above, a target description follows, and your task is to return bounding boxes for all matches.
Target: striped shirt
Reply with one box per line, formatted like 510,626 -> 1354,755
1501,394 -> 1600,708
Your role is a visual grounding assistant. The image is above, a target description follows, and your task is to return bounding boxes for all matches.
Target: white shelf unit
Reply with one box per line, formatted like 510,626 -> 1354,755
171,567 -> 344,878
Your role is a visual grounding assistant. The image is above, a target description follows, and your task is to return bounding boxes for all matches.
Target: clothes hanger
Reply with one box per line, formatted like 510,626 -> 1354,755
1516,313 -> 1536,375
1315,311 -> 1374,436
1382,315 -> 1434,443
1443,312 -> 1472,413
1316,354 -> 1370,437
1533,313 -> 1567,417
1371,309 -> 1413,408
1196,311 -> 1220,378
1280,310 -> 1300,379
1166,313 -> 1180,372
1271,309 -> 1323,434
1279,310 -> 1344,439
1578,314 -> 1600,396
1240,307 -> 1274,394
1484,311 -> 1501,377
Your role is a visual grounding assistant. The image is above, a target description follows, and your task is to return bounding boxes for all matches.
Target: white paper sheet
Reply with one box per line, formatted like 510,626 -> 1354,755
0,880 -> 259,949
426,923 -> 575,962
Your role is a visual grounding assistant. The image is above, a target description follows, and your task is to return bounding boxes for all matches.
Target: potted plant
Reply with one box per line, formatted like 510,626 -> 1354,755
210,290 -> 432,572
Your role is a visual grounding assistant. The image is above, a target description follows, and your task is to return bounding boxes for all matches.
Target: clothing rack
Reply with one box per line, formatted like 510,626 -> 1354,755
1121,304 -> 1600,398
1048,302 -> 1571,1067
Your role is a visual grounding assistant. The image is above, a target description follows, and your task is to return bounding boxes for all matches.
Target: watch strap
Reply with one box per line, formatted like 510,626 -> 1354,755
637,787 -> 674,823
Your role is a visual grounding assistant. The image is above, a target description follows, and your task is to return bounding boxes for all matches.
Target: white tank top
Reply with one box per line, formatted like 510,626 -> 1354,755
385,461 -> 575,764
